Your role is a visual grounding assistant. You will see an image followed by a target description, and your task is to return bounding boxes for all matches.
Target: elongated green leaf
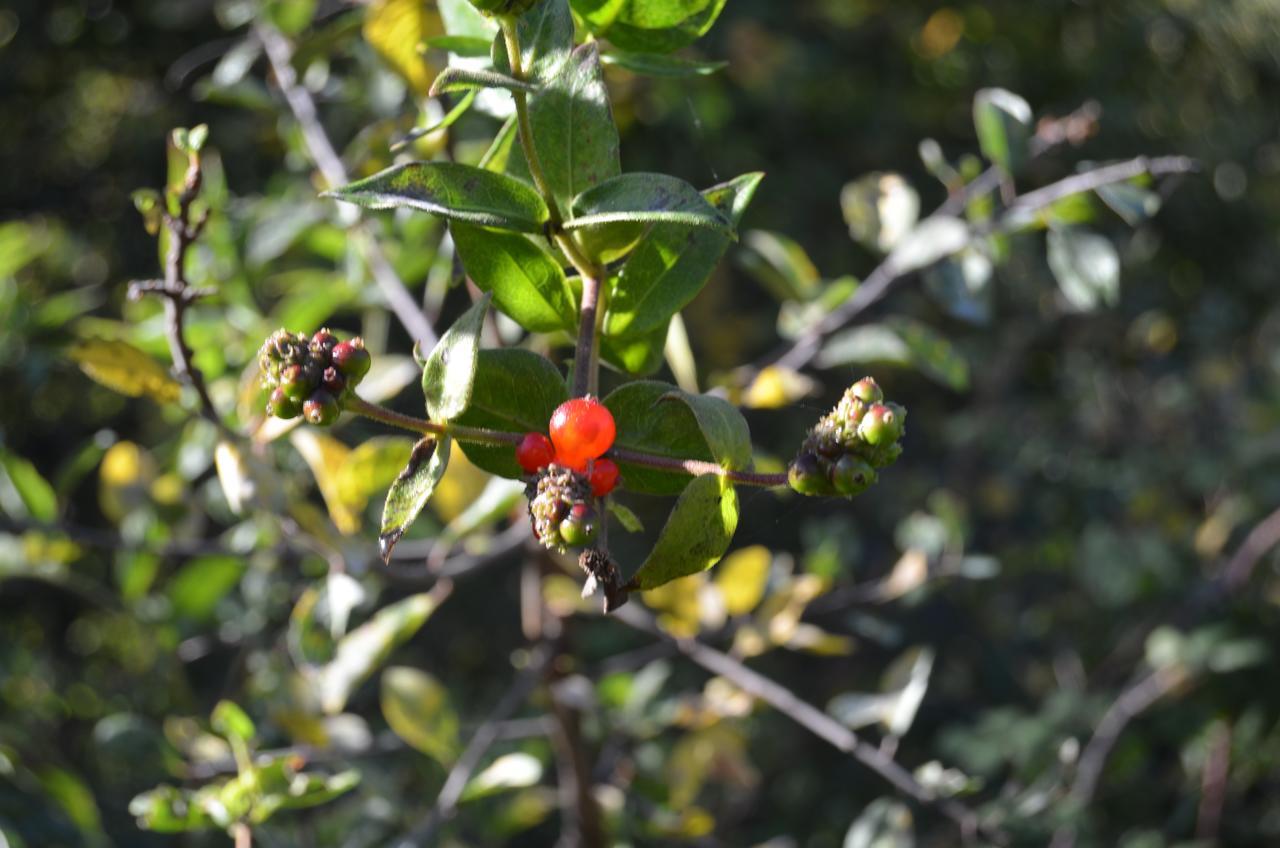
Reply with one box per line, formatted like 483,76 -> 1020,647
316,590 -> 444,714
392,90 -> 478,153
211,701 -> 256,744
601,49 -> 727,77
382,667 -> 460,766
818,318 -> 970,391
451,224 -> 577,333
604,381 -> 720,494
605,172 -> 763,337
423,294 -> 490,422
1047,227 -> 1120,311
380,437 -> 450,563
454,349 -> 568,478
429,67 -> 536,97
629,475 -> 739,590
168,556 -> 245,622
324,162 -> 549,233
566,173 -> 732,234
973,87 -> 1032,173
536,42 -> 621,210
421,34 -> 492,57
0,449 -> 57,522
661,390 -> 752,471
575,0 -> 728,54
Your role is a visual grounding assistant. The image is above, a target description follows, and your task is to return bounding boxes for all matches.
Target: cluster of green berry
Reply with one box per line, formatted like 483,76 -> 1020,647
788,377 -> 906,497
258,329 -> 371,426
519,398 -> 620,553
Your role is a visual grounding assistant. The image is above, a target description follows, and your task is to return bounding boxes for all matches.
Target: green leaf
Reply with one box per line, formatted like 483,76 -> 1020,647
439,0 -> 498,40
565,173 -> 732,234
600,322 -> 669,376
211,701 -> 256,744
576,0 -> 728,54
167,556 -> 245,622
1047,227 -> 1120,311
454,349 -> 569,478
661,390 -> 752,471
604,381 -> 723,495
39,767 -> 104,838
0,449 -> 57,522
841,172 -> 921,254
381,667 -> 460,766
737,229 -> 821,301
629,475 -> 739,590
460,753 -> 544,802
429,66 -> 537,97
607,500 -> 645,533
451,224 -> 577,333
887,216 -> 969,275
817,318 -> 970,391
380,437 -> 451,563
392,90 -> 478,153
129,785 -> 213,833
601,49 -> 727,77
276,769 -> 361,810
843,798 -> 914,848
1095,181 -> 1162,226
605,172 -> 763,337
424,294 -> 490,422
973,87 -> 1033,173
422,34 -> 493,56
316,591 -> 445,714
324,162 -> 550,233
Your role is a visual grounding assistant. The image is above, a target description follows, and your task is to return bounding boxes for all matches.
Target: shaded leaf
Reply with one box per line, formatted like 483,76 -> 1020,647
454,349 -> 568,478
601,49 -> 727,77
451,224 -> 577,333
380,437 -> 450,563
381,667 -> 460,765
600,322 -> 669,376
737,229 -> 821,301
844,798 -> 914,848
922,250 -> 993,325
577,0 -> 728,54
629,475 -> 739,590
661,389 -> 752,471
604,381 -> 724,494
168,556 -> 245,622
566,173 -> 732,234
818,318 -> 970,391
0,449 -> 57,522
1096,181 -> 1162,226
423,294 -> 490,422
316,592 -> 444,714
324,162 -> 550,233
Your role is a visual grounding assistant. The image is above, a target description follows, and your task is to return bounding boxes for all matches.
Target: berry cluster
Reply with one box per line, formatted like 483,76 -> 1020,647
788,377 -> 907,497
258,328 -> 371,426
518,397 -> 620,552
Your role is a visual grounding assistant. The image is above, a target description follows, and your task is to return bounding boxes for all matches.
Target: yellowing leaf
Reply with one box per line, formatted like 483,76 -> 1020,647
643,573 -> 706,638
69,339 -> 181,404
99,441 -> 156,522
713,546 -> 770,616
364,0 -> 444,97
381,667 -> 460,765
335,437 -> 415,516
291,430 -> 360,535
741,366 -> 817,409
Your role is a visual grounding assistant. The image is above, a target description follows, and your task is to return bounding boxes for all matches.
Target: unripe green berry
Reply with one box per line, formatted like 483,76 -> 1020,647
831,455 -> 877,497
851,377 -> 884,404
858,404 -> 902,446
267,387 -> 302,420
303,390 -> 341,426
559,503 -> 598,548
788,453 -> 832,496
280,364 -> 313,402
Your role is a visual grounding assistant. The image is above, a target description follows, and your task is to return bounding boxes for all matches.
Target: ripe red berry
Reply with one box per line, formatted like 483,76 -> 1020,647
588,459 -> 620,497
549,397 -> 616,469
515,432 -> 556,473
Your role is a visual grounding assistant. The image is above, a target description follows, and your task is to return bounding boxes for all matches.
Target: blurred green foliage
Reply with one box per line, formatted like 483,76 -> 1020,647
2,0 -> 1280,846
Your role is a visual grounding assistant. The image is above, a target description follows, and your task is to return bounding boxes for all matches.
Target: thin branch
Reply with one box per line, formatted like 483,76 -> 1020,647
610,605 -> 1002,844
606,446 -> 790,489
1221,504 -> 1280,590
395,644 -> 554,846
255,22 -> 438,350
765,109 -> 1196,374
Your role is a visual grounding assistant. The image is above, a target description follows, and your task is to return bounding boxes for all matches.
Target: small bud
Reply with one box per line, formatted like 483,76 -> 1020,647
331,339 -> 372,383
267,387 -> 302,420
858,404 -> 902,446
831,454 -> 877,497
788,453 -> 832,496
850,377 -> 884,404
559,503 -> 599,548
303,390 -> 341,426
322,366 -> 347,396
310,329 -> 337,356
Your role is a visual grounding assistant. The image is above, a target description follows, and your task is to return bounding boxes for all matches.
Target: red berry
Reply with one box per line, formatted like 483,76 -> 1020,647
588,459 -> 620,497
549,397 -> 616,469
332,340 -> 372,382
516,432 -> 556,473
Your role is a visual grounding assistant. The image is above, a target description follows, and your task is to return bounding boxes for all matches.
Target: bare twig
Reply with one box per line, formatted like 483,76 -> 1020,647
764,109 -> 1197,374
610,605 -> 1002,844
1195,719 -> 1232,841
395,644 -> 554,846
255,23 -> 438,350
1221,504 -> 1280,590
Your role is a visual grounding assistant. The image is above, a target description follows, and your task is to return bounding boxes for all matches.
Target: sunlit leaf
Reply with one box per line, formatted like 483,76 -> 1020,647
713,546 -> 770,616
68,339 -> 182,404
423,294 -> 490,422
291,430 -> 361,534
973,87 -> 1032,173
364,0 -> 443,96
451,224 -> 577,333
841,173 -> 921,254
844,798 -> 914,848
1047,227 -> 1120,311
454,349 -> 568,479
0,449 -> 57,522
460,753 -> 544,802
380,437 -> 450,563
629,475 -> 739,590
381,667 -> 460,765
